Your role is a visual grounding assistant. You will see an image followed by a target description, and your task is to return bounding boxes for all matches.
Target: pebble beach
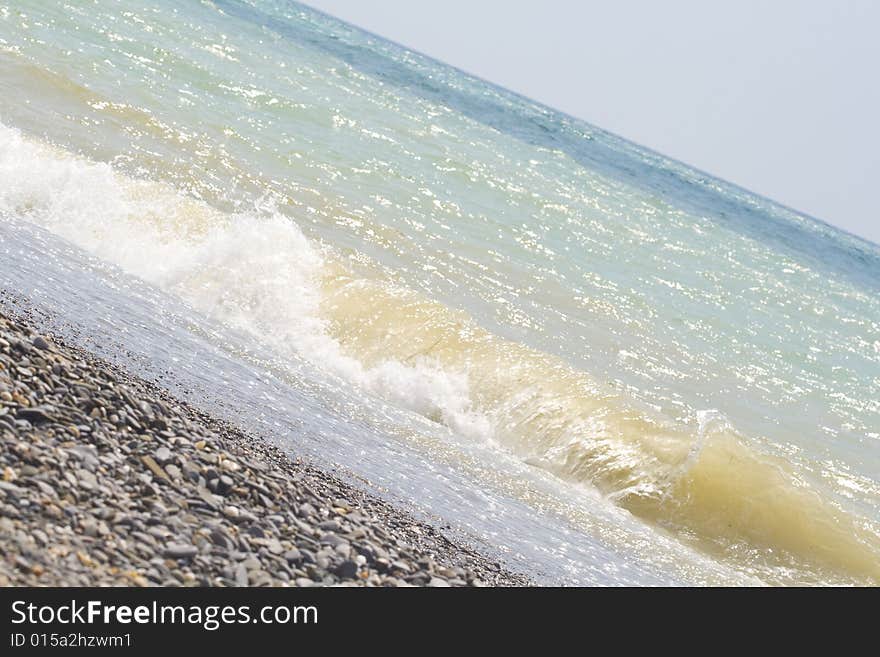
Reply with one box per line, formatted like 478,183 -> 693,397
0,309 -> 527,587
2,0 -> 879,588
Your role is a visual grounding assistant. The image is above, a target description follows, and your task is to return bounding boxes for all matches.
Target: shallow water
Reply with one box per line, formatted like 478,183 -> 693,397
1,0 -> 878,584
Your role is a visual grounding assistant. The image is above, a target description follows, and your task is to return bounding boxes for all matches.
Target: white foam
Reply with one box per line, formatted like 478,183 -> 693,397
0,122 -> 492,442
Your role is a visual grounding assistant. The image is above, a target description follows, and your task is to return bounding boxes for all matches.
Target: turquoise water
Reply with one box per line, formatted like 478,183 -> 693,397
1,0 -> 878,584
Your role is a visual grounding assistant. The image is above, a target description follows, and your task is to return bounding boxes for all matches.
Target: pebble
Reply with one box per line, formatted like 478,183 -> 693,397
283,548 -> 302,564
234,563 -> 248,586
335,560 -> 359,578
141,456 -> 169,482
154,447 -> 173,465
216,475 -> 234,495
31,336 -> 50,351
163,544 -> 198,560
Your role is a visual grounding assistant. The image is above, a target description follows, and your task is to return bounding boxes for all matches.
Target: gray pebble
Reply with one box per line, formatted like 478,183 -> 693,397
31,336 -> 50,351
154,447 -> 173,465
163,543 -> 198,560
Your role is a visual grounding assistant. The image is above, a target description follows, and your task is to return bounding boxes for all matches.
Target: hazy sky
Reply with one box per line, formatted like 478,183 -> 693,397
303,0 -> 880,245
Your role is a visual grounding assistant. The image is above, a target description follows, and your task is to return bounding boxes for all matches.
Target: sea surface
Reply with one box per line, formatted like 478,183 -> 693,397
1,0 -> 878,585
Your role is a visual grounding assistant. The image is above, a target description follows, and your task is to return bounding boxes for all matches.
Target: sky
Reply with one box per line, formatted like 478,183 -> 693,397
303,0 -> 880,245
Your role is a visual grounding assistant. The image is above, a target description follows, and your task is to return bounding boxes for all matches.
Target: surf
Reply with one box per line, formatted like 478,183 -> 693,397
3,122 -> 877,585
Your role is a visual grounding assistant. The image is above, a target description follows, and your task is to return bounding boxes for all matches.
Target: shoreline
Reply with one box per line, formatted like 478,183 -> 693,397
0,309 -> 528,587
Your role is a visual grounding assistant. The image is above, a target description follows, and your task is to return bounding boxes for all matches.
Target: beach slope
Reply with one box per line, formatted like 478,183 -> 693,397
0,310 -> 526,587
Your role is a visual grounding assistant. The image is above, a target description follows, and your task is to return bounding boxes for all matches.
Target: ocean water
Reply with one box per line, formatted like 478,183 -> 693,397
1,0 -> 878,585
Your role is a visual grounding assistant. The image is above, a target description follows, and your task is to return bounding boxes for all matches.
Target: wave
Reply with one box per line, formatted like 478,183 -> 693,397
2,122 -> 878,584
